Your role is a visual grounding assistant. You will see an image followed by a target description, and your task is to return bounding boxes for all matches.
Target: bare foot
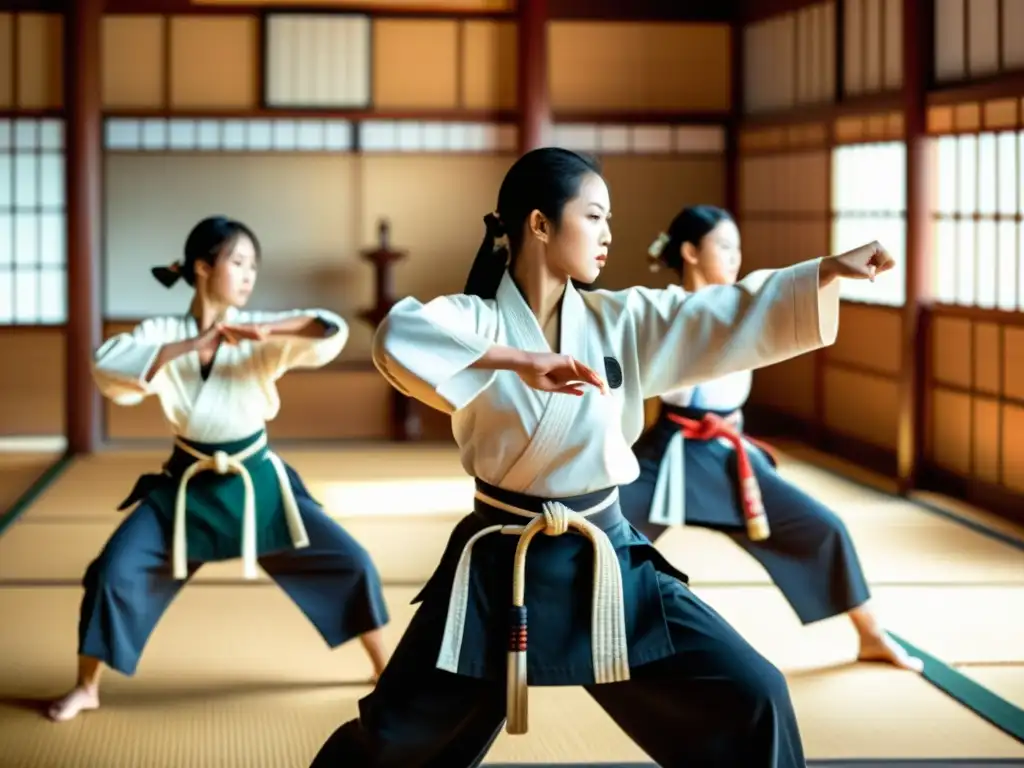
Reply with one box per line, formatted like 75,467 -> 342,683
47,686 -> 100,722
858,633 -> 924,672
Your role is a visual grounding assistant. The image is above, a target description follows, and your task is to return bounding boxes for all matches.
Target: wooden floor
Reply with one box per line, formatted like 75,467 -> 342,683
0,440 -> 1022,767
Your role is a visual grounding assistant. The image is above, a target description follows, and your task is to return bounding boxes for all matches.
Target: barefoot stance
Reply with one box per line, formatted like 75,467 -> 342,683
47,686 -> 99,722
858,633 -> 924,672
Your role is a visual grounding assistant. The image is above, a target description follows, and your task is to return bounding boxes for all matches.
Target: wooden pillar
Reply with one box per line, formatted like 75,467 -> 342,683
724,20 -> 743,216
517,0 -> 551,154
896,0 -> 933,492
65,0 -> 104,454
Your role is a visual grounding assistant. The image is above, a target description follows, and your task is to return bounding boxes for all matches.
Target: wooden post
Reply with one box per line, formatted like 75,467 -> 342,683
358,220 -> 420,442
896,0 -> 933,493
517,0 -> 551,154
725,21 -> 741,216
65,0 -> 104,454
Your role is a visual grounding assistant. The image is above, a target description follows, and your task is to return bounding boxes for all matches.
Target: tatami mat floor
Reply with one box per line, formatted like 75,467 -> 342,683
0,441 -> 1022,767
0,451 -> 61,523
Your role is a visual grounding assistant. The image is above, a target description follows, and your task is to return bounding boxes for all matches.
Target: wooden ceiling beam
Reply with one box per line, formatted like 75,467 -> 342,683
0,0 -> 737,21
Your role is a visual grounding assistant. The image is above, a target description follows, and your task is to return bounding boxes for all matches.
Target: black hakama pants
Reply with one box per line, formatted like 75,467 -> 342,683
309,482 -> 805,768
620,406 -> 872,625
77,478 -> 389,676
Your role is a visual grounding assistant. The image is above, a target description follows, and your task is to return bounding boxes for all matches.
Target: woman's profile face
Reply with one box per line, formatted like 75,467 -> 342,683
543,172 -> 613,285
196,235 -> 259,307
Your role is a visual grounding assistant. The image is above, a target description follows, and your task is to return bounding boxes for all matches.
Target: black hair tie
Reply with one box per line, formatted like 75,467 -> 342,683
151,261 -> 183,288
484,212 -> 506,239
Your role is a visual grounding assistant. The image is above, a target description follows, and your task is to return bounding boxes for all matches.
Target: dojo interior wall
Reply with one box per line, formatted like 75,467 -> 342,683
739,0 -> 907,472
0,8 -> 732,443
739,0 -> 1024,520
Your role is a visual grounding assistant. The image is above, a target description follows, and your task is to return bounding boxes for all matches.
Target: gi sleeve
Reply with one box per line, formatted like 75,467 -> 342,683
91,319 -> 167,406
372,294 -> 497,414
619,257 -> 840,399
254,309 -> 349,379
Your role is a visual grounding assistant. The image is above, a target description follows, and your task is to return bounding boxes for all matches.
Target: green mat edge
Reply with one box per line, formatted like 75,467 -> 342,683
0,451 -> 75,539
773,444 -> 1024,746
888,631 -> 1024,744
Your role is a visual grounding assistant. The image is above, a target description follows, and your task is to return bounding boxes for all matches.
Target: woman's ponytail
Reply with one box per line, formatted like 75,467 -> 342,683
463,212 -> 509,300
151,261 -> 184,288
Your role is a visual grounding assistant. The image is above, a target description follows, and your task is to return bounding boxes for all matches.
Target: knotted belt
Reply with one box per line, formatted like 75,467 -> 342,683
435,487 -> 629,736
665,411 -> 771,541
171,432 -> 310,580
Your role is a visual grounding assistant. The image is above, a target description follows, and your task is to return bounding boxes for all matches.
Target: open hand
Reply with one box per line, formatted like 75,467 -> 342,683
514,352 -> 608,396
822,241 -> 896,285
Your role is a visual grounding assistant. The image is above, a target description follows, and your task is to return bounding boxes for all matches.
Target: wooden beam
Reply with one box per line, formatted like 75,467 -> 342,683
896,0 -> 932,494
927,71 -> 1024,105
97,0 -> 735,21
65,0 -> 104,454
725,15 -> 743,215
516,0 -> 550,154
547,0 -> 735,22
739,0 -> 822,24
0,0 -> 64,10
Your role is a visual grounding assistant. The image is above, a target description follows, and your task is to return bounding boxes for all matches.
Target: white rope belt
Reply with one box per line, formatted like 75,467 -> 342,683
435,487 -> 629,736
171,433 -> 310,581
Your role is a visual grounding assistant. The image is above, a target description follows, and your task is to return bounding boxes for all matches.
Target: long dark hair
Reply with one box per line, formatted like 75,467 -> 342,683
151,215 -> 261,289
649,204 -> 733,275
464,147 -> 603,299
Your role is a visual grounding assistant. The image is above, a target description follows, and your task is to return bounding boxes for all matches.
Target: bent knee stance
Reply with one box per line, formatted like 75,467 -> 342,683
731,655 -> 792,717
78,532 -> 182,676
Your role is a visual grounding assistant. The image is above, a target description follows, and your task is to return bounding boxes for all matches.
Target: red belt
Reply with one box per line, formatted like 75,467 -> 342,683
665,411 -> 771,541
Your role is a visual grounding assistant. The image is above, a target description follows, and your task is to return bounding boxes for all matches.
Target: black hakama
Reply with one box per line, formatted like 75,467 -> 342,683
620,403 -> 872,625
309,480 -> 805,767
77,441 -> 389,677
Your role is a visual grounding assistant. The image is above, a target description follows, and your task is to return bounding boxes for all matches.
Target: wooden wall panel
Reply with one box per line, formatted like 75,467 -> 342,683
931,316 -> 972,387
1006,0 -> 1024,70
753,354 -> 818,419
925,315 -> 1024,520
373,19 -> 460,109
972,397 -> 1001,485
743,14 -> 797,114
739,148 -> 830,423
0,15 -> 13,108
460,20 -> 516,110
547,22 -> 731,113
102,16 -> 165,109
599,155 -> 726,290
974,322 -> 1001,395
1003,404 -> 1024,494
934,0 -> 1020,84
844,0 -> 903,95
824,367 -> 900,448
826,305 -> 901,375
1005,327 -> 1024,400
967,0 -> 1000,78
928,388 -> 972,473
16,13 -> 62,109
168,16 -> 258,109
0,331 -> 64,436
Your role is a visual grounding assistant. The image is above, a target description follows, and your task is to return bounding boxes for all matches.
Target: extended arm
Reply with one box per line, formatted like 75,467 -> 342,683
626,257 -> 841,398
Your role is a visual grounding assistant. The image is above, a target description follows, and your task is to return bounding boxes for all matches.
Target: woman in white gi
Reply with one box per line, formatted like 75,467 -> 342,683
309,148 -> 895,767
48,216 -> 390,722
619,205 -> 922,673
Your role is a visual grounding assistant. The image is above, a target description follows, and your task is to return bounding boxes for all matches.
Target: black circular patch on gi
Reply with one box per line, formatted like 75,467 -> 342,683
603,356 -> 623,389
